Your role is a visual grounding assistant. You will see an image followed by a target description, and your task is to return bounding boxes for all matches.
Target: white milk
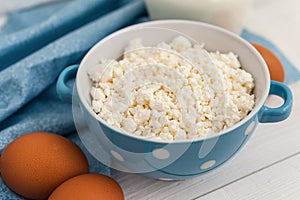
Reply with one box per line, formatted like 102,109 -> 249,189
145,0 -> 253,34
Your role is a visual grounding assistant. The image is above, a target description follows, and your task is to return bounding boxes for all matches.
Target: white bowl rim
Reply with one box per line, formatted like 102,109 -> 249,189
76,19 -> 270,144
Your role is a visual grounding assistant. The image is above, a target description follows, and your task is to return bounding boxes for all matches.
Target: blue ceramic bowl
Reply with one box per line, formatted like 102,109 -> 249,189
56,20 -> 292,180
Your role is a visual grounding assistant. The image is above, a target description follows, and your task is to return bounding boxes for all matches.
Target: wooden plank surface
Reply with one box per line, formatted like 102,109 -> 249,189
197,154 -> 300,200
112,81 -> 300,200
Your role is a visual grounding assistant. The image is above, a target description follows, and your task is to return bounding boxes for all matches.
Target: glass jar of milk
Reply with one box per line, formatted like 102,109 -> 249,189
145,0 -> 253,34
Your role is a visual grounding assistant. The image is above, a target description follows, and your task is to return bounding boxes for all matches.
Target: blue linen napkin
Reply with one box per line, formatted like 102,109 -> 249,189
0,0 -> 146,122
0,0 -> 299,199
0,0 -> 146,199
0,0 -> 119,70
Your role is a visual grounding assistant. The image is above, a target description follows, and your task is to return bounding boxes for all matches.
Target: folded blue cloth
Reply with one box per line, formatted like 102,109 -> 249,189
0,0 -> 299,199
0,0 -> 119,70
0,0 -> 146,122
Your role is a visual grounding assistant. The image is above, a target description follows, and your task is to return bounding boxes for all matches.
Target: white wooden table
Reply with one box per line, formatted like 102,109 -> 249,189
112,0 -> 300,199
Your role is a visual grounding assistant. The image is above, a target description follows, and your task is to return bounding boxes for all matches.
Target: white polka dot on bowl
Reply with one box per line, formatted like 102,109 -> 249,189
110,150 -> 125,162
200,160 -> 216,170
152,148 -> 170,160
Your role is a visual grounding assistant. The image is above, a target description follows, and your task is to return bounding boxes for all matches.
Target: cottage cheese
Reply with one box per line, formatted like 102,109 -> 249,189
88,36 -> 255,141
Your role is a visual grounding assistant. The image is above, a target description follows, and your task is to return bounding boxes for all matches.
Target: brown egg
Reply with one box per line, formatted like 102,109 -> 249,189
48,174 -> 124,200
0,132 -> 89,200
251,43 -> 285,82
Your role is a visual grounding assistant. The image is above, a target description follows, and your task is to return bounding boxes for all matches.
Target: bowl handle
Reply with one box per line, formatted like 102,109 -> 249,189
56,64 -> 79,102
259,80 -> 293,123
